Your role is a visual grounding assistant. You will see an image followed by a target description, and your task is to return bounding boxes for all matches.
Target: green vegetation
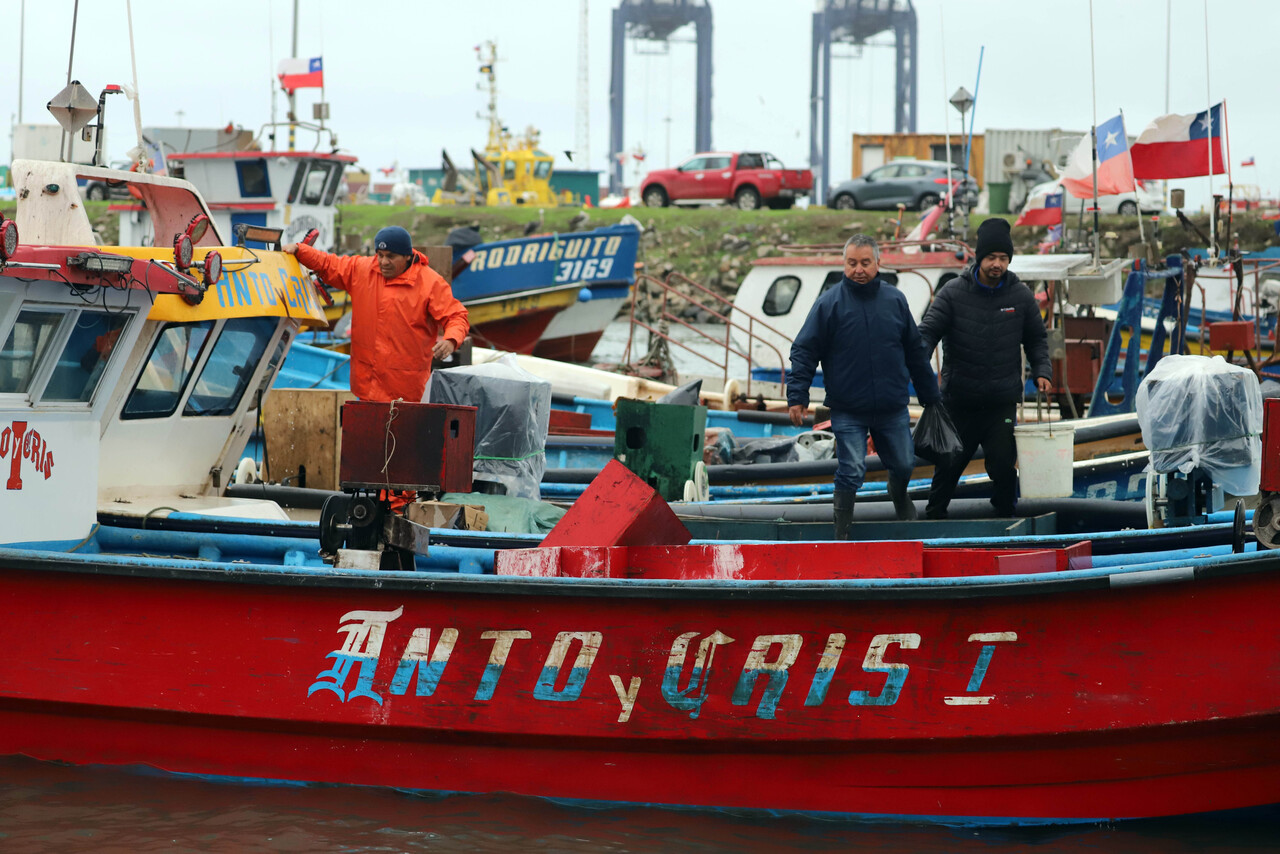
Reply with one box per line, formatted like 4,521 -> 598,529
5,200 -> 1274,300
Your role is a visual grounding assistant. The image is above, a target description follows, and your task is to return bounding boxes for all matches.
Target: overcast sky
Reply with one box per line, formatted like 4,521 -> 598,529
3,0 -> 1270,208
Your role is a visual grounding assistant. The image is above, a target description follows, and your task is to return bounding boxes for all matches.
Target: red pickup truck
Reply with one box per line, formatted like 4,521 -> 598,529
639,152 -> 814,210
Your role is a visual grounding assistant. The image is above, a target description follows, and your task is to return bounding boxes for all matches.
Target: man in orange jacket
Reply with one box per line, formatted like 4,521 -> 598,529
283,226 -> 469,402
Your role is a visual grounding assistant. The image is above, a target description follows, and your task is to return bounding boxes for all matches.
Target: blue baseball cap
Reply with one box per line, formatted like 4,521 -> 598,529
374,226 -> 413,256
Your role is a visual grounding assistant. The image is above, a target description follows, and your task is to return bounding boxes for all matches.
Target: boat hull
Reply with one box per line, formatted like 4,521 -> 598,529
4,552 -> 1280,824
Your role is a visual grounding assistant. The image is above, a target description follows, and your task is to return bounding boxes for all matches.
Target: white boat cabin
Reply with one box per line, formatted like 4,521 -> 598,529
116,150 -> 355,253
1,159 -> 328,545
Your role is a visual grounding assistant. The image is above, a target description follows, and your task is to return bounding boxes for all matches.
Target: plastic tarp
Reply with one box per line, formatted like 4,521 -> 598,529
1136,355 -> 1262,495
430,354 -> 551,500
441,492 -> 565,535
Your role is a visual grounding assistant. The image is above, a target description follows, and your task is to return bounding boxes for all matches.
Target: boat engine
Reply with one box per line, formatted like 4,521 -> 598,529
1138,355 -> 1262,531
319,400 -> 477,570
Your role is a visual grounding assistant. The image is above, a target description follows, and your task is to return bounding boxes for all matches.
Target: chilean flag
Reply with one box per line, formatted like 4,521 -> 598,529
1059,114 -> 1136,199
1015,183 -> 1064,227
1130,103 -> 1226,180
278,57 -> 324,93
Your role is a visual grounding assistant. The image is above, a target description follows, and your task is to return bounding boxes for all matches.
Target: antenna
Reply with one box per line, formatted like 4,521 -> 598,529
576,0 -> 590,170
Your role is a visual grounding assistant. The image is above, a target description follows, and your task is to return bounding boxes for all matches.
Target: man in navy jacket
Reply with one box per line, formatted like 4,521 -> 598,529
788,234 -> 941,538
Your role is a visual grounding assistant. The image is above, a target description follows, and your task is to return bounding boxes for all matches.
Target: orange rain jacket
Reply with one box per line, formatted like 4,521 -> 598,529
295,244 -> 470,402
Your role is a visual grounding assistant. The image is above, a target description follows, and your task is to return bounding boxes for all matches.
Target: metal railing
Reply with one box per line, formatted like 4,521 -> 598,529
622,270 -> 792,402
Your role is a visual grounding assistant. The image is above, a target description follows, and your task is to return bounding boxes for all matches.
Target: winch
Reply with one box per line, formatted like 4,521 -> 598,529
319,400 -> 477,569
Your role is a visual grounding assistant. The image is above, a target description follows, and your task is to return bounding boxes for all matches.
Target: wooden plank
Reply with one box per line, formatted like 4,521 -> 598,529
262,388 -> 355,490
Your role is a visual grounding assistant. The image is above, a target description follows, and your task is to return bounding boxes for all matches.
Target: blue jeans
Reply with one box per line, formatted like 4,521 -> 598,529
829,408 -> 916,493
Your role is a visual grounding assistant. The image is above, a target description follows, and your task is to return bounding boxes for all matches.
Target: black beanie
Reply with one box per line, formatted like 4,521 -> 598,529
975,218 -> 1014,264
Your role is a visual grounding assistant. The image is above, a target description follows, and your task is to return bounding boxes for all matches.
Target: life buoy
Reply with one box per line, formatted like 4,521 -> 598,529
126,158 -> 154,201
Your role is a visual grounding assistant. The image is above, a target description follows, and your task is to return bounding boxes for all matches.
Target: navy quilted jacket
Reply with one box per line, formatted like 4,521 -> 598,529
787,276 -> 940,413
918,266 -> 1051,404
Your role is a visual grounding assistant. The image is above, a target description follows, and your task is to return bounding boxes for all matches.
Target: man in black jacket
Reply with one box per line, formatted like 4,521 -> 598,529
918,218 -> 1052,518
788,234 -> 941,537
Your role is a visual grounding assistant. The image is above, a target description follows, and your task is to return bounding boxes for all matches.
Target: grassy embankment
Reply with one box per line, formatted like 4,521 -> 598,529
11,200 -> 1276,310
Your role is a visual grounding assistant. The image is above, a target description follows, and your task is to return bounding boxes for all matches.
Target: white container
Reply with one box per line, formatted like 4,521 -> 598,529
1015,423 -> 1075,499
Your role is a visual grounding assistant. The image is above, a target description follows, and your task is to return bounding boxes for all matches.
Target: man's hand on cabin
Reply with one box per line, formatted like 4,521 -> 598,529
434,339 -> 457,360
1036,377 -> 1052,393
788,405 -> 805,427
281,243 -> 298,255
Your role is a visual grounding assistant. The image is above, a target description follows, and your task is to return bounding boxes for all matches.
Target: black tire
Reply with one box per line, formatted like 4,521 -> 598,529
86,183 -> 108,201
642,185 -> 669,208
735,185 -> 762,211
916,192 -> 940,211
766,198 -> 795,210
1118,200 -> 1138,216
832,192 -> 857,210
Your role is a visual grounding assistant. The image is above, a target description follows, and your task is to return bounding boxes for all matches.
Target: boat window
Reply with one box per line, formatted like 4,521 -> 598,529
236,158 -> 272,198
185,317 -> 277,417
322,165 -> 345,206
0,309 -> 63,395
503,160 -> 517,181
302,161 -> 338,205
534,160 -> 552,179
762,275 -> 802,316
121,321 -> 215,419
818,271 -> 843,295
287,162 -> 308,204
42,311 -> 131,403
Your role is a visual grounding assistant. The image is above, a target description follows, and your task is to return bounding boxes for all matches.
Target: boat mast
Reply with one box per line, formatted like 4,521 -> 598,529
289,0 -> 298,152
480,42 -> 504,159
1087,0 -> 1100,269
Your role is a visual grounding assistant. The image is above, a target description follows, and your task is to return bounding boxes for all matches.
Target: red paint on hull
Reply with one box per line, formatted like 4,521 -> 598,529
468,310 -> 560,355
533,330 -> 607,364
3,560 -> 1280,822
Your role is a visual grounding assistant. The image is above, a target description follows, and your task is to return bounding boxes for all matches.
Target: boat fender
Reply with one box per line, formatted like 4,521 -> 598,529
234,457 -> 258,485
722,378 -> 742,411
578,287 -> 592,302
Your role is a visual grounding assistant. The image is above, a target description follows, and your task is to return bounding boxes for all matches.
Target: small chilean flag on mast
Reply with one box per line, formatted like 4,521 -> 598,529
278,57 -> 324,93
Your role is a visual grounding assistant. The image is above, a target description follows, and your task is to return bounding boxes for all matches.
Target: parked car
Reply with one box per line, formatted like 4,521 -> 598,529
829,160 -> 978,211
639,152 -> 813,210
81,160 -> 135,201
1027,178 -> 1165,217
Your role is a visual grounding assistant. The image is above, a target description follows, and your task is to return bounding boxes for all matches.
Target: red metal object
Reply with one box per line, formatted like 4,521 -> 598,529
0,245 -> 205,298
1209,320 -> 1256,351
339,401 -> 476,492
533,329 -> 608,363
1260,398 -> 1280,492
4,555 -> 1280,823
540,459 -> 691,548
1051,340 -> 1103,395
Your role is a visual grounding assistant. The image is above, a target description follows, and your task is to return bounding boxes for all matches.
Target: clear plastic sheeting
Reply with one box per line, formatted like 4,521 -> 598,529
430,354 -> 551,500
1137,355 -> 1262,496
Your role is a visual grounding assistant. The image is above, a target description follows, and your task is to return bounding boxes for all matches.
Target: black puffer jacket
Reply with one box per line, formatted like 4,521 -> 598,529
918,266 -> 1051,404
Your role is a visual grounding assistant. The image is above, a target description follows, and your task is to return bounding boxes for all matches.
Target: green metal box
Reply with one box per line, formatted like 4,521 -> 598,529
613,399 -> 707,501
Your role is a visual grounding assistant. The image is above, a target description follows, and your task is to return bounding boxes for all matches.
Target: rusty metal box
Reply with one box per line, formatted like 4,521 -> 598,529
1209,320 -> 1256,352
339,401 -> 477,493
1261,398 -> 1280,493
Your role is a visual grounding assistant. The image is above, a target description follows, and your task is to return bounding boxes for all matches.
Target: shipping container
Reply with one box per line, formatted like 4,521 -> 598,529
851,133 -> 985,187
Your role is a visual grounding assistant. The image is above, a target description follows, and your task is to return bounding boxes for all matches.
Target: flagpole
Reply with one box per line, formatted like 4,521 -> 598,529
1120,109 -> 1147,251
1088,0 -> 1100,269
1204,0 -> 1214,257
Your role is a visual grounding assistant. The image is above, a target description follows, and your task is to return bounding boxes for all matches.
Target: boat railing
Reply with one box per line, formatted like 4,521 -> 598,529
622,270 -> 792,402
775,238 -> 973,266
1192,256 -> 1280,364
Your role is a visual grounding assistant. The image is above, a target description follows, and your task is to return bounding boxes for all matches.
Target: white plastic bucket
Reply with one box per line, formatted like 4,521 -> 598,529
1015,423 -> 1075,499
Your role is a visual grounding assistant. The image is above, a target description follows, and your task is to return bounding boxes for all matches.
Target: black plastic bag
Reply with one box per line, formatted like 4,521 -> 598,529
913,403 -> 963,465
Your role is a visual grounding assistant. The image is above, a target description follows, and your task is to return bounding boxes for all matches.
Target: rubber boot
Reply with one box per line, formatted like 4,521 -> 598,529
833,490 -> 856,541
888,476 -> 918,521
